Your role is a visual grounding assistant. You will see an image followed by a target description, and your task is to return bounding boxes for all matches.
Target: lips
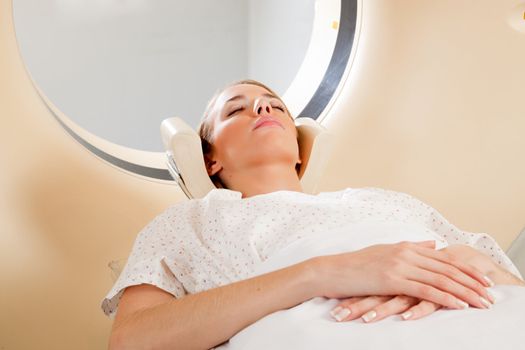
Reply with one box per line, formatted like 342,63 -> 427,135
253,117 -> 283,130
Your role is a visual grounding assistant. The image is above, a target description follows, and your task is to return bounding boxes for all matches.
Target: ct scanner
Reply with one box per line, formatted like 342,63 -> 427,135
1,0 -> 525,349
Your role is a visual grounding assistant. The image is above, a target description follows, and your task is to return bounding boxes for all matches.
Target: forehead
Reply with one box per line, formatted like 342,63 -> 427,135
213,84 -> 273,111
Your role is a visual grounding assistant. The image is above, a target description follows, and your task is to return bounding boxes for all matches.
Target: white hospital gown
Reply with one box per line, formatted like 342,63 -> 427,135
101,187 -> 522,317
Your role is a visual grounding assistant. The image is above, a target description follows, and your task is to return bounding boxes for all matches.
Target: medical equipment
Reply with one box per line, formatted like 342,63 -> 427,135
3,0 -> 525,348
507,226 -> 525,276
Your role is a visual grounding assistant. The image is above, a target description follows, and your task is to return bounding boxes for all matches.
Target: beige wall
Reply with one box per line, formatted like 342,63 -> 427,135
1,0 -> 524,349
319,0 -> 525,249
0,1 -> 185,348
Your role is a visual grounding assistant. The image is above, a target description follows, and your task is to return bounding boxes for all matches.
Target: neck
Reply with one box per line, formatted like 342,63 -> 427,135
222,164 -> 303,198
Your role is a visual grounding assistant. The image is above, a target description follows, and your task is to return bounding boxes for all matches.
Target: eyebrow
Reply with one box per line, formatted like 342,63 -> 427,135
225,93 -> 278,104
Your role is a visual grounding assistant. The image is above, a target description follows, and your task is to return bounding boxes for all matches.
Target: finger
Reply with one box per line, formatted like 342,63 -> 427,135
389,242 -> 493,308
412,253 -> 493,307
339,296 -> 367,305
413,247 -> 495,304
415,245 -> 494,289
397,279 -> 473,310
330,296 -> 391,322
329,296 -> 367,322
406,264 -> 490,309
363,295 -> 420,323
401,300 -> 442,321
414,240 -> 436,249
333,296 -> 368,309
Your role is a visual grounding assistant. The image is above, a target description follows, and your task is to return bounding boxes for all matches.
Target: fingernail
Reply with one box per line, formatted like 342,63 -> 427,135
483,275 -> 495,287
362,310 -> 377,323
480,297 -> 491,309
401,311 -> 413,320
330,307 -> 351,322
330,306 -> 342,319
456,299 -> 469,309
487,290 -> 496,304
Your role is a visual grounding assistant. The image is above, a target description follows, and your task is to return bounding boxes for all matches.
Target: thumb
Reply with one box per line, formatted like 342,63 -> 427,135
415,240 -> 436,249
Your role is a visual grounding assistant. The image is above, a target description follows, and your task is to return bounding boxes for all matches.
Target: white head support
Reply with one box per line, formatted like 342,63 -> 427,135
160,117 -> 333,199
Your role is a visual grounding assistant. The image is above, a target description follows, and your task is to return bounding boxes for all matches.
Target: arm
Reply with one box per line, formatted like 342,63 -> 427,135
110,241 -> 493,349
109,260 -> 317,350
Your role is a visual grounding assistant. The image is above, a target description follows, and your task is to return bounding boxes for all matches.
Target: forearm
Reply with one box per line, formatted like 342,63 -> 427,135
110,259 -> 318,350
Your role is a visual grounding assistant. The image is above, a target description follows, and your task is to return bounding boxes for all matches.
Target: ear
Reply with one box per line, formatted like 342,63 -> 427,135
204,152 -> 223,177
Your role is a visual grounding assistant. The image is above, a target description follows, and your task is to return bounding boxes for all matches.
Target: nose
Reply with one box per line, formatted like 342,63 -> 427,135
253,98 -> 272,116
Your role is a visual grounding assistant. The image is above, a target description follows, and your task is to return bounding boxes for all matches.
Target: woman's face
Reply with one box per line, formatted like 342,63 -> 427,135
206,83 -> 301,179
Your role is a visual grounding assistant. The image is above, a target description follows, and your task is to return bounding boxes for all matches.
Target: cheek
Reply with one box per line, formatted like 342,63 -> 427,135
213,123 -> 249,158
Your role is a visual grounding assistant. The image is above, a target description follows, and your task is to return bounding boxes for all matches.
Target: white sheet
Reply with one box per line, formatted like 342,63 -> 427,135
217,222 -> 525,349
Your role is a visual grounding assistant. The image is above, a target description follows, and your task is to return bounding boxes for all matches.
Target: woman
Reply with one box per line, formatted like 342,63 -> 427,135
103,80 -> 524,350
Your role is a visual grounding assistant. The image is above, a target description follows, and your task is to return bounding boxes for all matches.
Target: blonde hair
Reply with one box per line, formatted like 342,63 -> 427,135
197,79 -> 296,188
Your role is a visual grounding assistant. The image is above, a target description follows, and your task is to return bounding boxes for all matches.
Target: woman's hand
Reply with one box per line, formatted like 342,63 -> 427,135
440,244 -> 525,287
312,240 -> 495,311
330,295 -> 441,323
328,243 -> 525,324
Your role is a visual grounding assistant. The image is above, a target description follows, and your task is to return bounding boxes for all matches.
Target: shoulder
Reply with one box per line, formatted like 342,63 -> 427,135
135,197 -> 205,238
150,189 -> 240,226
161,190 -> 232,217
336,186 -> 404,200
340,186 -> 434,209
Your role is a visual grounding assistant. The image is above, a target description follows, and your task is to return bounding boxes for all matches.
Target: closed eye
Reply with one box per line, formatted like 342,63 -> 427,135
272,104 -> 285,112
227,107 -> 244,117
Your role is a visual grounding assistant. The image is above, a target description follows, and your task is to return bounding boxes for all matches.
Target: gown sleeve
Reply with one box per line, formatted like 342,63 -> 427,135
101,212 -> 187,318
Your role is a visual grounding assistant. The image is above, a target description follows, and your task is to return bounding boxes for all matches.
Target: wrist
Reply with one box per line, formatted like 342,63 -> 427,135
299,256 -> 327,298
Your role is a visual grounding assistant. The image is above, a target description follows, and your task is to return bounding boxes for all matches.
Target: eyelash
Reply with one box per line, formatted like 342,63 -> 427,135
227,107 -> 243,117
227,104 -> 285,117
